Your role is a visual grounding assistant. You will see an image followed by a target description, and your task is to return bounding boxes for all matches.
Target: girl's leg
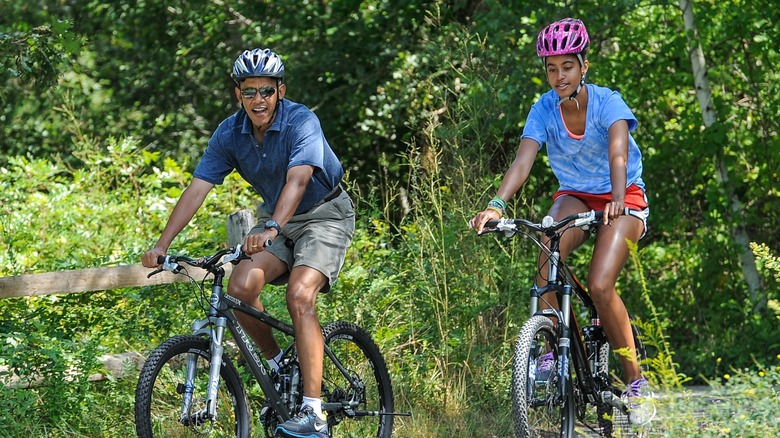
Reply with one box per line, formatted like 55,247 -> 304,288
535,195 -> 590,298
588,215 -> 645,383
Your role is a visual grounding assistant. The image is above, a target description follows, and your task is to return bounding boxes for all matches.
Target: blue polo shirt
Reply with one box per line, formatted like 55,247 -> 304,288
521,84 -> 645,194
194,99 -> 344,214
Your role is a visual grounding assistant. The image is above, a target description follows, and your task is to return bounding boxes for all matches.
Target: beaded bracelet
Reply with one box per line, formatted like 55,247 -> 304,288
489,196 -> 506,211
486,196 -> 506,217
486,205 -> 504,216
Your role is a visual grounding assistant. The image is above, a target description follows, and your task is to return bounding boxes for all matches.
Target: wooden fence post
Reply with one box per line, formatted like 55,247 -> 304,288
227,209 -> 256,247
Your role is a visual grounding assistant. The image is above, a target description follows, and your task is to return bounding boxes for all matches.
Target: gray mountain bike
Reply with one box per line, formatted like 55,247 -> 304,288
134,245 -> 402,437
483,210 -> 648,437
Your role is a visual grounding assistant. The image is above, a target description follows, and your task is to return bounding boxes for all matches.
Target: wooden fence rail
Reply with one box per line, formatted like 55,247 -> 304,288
0,210 -> 255,387
0,210 -> 254,299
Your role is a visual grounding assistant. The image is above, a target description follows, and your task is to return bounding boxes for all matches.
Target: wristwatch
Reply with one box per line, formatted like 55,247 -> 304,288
264,219 -> 283,236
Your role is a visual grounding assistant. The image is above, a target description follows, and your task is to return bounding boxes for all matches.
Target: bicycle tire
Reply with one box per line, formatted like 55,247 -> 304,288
321,321 -> 394,438
512,315 -> 575,438
596,320 -> 646,437
134,334 -> 251,438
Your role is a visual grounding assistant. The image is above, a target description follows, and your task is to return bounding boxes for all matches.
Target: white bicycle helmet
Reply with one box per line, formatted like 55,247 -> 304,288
232,48 -> 285,83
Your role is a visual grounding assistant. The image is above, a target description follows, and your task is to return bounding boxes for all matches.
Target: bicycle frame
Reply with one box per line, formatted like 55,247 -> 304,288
178,256 -> 376,426
488,210 -> 630,418
530,233 -> 606,410
136,245 -> 401,438
179,263 -> 294,423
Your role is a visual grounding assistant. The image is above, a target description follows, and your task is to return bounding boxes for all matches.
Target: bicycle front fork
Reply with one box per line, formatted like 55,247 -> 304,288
555,285 -> 573,403
180,316 -> 228,424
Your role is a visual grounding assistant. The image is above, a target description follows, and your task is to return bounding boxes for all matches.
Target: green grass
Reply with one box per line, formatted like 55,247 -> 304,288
2,354 -> 779,437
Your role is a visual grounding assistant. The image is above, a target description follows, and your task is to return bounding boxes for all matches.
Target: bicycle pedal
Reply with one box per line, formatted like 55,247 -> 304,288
600,391 -> 627,412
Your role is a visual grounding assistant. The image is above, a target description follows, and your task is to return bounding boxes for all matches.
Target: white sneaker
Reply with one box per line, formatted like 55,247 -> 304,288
624,377 -> 656,426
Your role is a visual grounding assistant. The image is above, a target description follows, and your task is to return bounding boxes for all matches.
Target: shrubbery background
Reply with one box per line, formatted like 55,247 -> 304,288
3,1 -> 780,436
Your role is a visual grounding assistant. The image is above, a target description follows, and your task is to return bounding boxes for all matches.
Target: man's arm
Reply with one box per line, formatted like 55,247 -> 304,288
141,177 -> 214,267
242,165 -> 314,254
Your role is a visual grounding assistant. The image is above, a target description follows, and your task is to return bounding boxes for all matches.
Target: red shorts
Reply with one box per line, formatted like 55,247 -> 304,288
553,184 -> 648,211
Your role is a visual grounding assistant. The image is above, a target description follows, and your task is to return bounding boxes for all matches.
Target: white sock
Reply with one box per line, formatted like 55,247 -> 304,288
269,350 -> 284,372
302,396 -> 324,419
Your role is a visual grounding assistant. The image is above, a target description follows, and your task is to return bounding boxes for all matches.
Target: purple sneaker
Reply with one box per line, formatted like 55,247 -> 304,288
624,377 -> 656,425
535,351 -> 555,382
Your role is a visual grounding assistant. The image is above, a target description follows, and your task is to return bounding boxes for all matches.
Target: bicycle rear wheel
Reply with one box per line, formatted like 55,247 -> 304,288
134,334 -> 251,438
512,315 -> 575,438
321,321 -> 394,438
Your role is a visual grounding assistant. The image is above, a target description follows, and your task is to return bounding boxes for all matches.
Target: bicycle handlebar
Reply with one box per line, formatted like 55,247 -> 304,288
483,208 -> 628,237
147,245 -> 251,278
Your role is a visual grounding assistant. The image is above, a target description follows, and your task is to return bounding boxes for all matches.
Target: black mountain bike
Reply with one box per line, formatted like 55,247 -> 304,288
134,245 -> 403,438
483,210 -> 649,437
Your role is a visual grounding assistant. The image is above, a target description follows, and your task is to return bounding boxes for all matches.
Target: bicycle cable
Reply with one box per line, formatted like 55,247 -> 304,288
168,264 -> 212,314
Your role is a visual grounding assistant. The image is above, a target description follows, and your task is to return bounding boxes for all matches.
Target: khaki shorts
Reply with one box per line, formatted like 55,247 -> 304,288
250,189 -> 355,292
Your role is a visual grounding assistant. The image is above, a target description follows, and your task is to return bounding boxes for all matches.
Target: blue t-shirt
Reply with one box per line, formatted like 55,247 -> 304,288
194,99 -> 344,214
521,84 -> 645,194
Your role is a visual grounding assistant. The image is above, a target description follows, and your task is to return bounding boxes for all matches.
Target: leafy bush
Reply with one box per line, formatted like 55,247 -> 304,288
0,135 -> 257,435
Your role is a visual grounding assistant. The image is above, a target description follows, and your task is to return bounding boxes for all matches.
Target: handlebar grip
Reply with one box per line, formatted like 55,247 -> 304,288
156,255 -> 166,265
485,220 -> 499,228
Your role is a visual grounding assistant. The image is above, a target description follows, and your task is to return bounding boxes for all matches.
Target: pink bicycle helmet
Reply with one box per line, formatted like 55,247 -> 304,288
536,18 -> 590,59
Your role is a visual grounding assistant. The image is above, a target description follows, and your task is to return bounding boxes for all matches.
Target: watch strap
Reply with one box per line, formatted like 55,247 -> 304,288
264,220 -> 283,236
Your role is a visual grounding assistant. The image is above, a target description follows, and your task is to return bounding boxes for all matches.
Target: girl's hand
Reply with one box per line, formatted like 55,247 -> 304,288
603,201 -> 625,224
469,209 -> 501,234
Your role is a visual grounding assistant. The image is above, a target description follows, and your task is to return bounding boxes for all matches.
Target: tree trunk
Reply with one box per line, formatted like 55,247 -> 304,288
678,0 -> 765,311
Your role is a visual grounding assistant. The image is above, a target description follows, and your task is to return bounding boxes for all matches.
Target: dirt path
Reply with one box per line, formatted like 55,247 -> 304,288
574,386 -> 728,437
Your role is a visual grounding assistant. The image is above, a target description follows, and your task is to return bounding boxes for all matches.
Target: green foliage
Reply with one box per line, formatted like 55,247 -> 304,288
0,20 -> 82,90
752,242 -> 780,285
0,133 -> 257,436
651,356 -> 780,437
627,241 -> 690,390
3,0 -> 780,435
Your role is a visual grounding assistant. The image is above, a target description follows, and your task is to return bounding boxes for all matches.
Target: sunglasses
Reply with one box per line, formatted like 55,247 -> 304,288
240,85 -> 276,99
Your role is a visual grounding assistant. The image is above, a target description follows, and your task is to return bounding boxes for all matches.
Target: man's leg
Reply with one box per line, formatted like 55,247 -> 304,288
227,250 -> 288,361
275,265 -> 330,438
285,265 -> 328,400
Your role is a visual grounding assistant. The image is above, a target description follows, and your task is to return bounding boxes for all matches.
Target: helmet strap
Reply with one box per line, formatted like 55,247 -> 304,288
576,54 -> 585,68
557,75 -> 586,110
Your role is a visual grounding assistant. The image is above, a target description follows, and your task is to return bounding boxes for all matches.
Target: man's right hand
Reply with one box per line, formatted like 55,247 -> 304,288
141,247 -> 166,268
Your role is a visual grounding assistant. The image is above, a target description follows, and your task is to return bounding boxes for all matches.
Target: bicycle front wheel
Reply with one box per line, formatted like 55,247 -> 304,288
134,334 -> 251,438
512,315 -> 575,438
322,321 -> 394,438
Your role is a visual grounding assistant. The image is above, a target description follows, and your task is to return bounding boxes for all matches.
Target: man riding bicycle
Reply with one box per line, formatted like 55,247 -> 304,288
141,48 -> 354,438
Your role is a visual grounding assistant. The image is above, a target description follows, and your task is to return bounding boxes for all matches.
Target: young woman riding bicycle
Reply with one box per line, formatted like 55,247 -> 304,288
470,17 -> 652,414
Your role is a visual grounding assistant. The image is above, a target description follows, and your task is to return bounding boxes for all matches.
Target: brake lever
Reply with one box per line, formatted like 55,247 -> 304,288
162,257 -> 182,273
493,219 -> 519,237
223,244 -> 250,266
147,255 -> 181,278
573,210 -> 597,228
146,268 -> 163,279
